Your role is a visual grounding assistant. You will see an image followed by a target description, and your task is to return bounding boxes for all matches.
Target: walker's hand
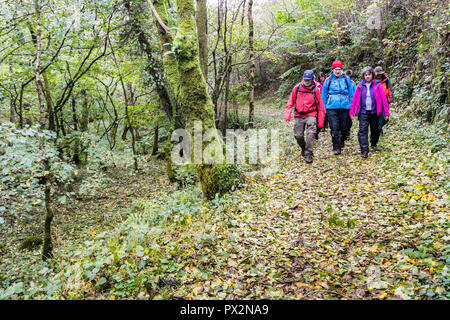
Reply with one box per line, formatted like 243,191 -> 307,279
385,116 -> 389,121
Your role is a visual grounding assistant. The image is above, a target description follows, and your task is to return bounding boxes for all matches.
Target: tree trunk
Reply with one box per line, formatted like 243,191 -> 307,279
54,108 -> 61,137
196,0 -> 208,80
151,0 -> 179,97
8,66 -> 16,123
59,110 -> 66,136
221,0 -> 230,135
125,105 -> 138,171
34,0 -> 54,260
137,30 -> 179,179
222,60 -> 231,135
126,84 -> 138,171
71,96 -> 79,131
211,0 -> 225,120
121,125 -> 130,140
148,0 -> 187,181
41,160 -> 53,260
43,74 -> 55,131
71,97 -> 80,165
152,125 -> 159,155
80,89 -> 89,132
9,99 -> 15,124
248,0 -> 255,128
18,86 -> 24,128
34,0 -> 46,128
173,0 -> 240,199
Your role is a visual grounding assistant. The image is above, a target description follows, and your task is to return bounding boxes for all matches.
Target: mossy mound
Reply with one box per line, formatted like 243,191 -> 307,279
197,163 -> 242,200
19,236 -> 43,251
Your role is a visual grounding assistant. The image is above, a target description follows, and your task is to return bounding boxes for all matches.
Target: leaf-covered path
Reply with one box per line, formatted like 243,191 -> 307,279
1,101 -> 447,300
161,102 -> 448,300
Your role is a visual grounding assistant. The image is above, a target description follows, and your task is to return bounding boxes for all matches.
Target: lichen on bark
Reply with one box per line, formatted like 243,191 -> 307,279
172,0 -> 241,199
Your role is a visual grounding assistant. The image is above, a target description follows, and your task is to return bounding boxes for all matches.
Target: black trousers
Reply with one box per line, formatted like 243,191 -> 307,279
358,113 -> 380,153
346,117 -> 352,140
327,109 -> 350,151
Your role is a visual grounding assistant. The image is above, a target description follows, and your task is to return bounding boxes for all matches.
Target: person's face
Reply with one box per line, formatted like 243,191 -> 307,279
320,75 -> 325,82
375,73 -> 384,80
333,68 -> 343,77
364,72 -> 373,82
303,78 -> 313,86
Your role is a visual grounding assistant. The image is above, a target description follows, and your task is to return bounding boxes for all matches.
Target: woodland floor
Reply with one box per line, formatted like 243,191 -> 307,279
1,97 -> 448,300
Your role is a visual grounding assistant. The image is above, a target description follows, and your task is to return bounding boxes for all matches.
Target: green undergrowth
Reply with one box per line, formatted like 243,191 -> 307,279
0,104 -> 448,300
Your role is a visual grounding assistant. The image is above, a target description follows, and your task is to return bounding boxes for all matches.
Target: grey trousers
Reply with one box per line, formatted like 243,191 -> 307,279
293,116 -> 317,156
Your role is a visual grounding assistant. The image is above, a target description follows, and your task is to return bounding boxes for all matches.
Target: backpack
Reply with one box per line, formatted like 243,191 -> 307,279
379,77 -> 392,104
326,74 -> 350,98
294,83 -> 319,115
379,108 -> 389,131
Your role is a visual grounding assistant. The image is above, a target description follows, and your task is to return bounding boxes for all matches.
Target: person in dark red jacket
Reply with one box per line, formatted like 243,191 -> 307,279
285,70 -> 326,163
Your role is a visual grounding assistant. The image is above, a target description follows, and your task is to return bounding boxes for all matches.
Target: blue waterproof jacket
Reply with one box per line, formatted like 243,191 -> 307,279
321,73 -> 355,110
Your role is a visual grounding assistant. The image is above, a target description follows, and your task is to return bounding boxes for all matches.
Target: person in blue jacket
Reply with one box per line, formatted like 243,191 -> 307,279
321,60 -> 355,155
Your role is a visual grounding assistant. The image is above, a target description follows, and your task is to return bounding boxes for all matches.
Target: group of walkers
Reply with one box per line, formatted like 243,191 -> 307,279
285,60 -> 394,163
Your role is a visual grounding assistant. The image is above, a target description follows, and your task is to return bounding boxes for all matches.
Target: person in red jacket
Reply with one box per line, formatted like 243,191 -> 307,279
285,70 -> 326,163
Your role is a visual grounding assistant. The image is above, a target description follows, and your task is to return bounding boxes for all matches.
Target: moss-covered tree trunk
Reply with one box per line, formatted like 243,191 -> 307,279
151,0 -> 180,103
149,0 -> 185,182
174,0 -> 240,199
196,0 -> 208,80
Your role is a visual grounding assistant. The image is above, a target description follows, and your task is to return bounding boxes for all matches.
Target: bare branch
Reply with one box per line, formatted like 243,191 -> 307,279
146,0 -> 170,34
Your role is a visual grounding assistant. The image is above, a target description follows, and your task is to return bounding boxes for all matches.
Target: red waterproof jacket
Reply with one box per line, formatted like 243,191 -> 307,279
285,81 -> 326,128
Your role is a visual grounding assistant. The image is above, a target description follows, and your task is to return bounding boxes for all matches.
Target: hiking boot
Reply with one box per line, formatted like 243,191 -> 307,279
333,149 -> 341,156
301,149 -> 306,157
361,151 -> 369,158
305,155 -> 313,163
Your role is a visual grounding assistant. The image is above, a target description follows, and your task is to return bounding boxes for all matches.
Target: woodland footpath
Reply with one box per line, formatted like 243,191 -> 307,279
1,98 -> 448,299
0,0 -> 449,300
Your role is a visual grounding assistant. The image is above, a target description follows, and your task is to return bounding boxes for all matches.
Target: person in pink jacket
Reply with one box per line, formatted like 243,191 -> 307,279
349,66 -> 390,158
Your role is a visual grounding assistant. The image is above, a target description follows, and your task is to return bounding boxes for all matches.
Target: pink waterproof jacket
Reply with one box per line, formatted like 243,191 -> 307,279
349,81 -> 390,117
316,80 -> 323,93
